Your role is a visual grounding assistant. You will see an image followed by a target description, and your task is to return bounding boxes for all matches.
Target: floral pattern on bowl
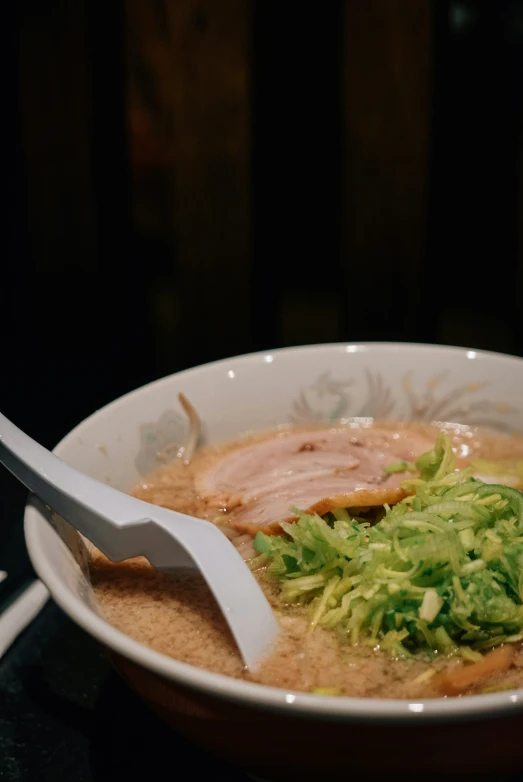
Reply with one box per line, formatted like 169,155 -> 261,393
134,366 -> 519,476
290,369 -> 517,430
289,371 -> 355,423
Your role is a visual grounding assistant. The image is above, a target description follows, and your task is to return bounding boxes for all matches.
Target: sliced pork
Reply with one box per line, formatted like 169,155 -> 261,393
194,427 -> 434,534
226,481 -> 408,535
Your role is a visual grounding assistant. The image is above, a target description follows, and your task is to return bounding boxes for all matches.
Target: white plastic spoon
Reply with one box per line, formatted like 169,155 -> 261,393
0,413 -> 279,668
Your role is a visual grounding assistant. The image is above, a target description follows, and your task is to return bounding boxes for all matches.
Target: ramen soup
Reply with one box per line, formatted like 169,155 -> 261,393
90,418 -> 523,699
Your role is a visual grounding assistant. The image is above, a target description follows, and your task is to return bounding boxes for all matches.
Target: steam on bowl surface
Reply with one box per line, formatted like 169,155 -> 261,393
23,343 -> 523,778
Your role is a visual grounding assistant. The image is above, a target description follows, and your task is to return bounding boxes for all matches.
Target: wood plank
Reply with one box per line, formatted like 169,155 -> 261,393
429,1 -> 521,354
341,0 -> 435,342
17,0 -> 96,274
250,1 -> 343,351
126,0 -> 252,367
517,10 -> 523,356
520,120 -> 523,353
16,0 -> 154,428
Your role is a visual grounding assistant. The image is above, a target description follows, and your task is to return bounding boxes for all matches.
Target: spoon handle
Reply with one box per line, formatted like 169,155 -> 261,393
0,413 -> 159,560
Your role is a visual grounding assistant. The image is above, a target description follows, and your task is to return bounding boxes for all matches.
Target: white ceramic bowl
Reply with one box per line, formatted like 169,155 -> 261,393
24,343 -> 523,778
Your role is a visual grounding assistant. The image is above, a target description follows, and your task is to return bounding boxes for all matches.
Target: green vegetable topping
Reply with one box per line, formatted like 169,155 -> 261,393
312,687 -> 343,696
383,460 -> 415,475
253,433 -> 523,658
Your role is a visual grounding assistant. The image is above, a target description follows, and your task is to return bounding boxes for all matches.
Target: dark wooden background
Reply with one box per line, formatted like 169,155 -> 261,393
2,0 -> 523,454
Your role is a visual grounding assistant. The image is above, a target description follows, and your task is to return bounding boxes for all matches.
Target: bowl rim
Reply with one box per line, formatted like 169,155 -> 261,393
24,341 -> 523,722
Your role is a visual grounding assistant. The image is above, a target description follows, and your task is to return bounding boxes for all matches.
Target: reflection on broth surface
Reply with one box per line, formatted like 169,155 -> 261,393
90,419 -> 523,699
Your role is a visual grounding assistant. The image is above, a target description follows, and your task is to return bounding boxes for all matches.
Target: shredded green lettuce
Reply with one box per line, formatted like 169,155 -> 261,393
253,432 -> 523,658
382,450 -> 523,489
383,460 -> 415,475
312,687 -> 343,696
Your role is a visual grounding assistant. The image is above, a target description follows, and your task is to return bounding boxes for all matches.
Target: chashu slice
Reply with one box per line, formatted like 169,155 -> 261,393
225,473 -> 409,535
194,427 -> 434,534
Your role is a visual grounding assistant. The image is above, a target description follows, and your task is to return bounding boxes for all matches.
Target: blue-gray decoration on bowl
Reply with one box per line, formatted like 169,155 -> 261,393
134,370 -> 517,476
135,409 -> 188,476
290,369 -> 516,430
